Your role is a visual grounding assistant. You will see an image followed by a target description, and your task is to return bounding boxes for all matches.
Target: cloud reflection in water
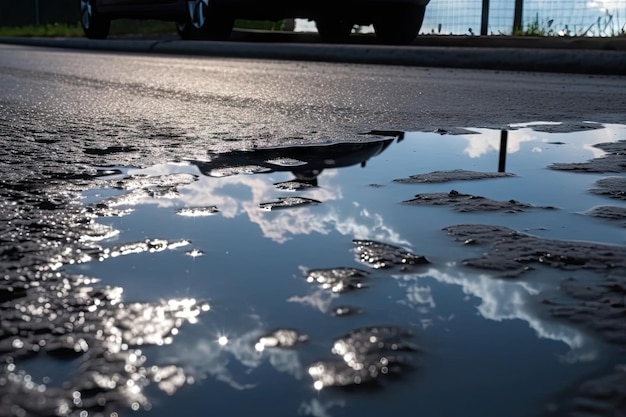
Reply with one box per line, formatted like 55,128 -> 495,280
393,265 -> 598,362
67,129 -> 625,416
156,323 -> 307,392
128,163 -> 411,246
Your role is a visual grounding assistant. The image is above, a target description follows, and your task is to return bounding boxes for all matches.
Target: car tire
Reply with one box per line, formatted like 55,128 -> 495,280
80,0 -> 111,39
178,0 -> 234,40
315,18 -> 353,43
374,4 -> 425,45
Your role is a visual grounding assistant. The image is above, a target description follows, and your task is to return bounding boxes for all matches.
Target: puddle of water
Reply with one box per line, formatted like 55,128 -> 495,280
61,123 -> 625,417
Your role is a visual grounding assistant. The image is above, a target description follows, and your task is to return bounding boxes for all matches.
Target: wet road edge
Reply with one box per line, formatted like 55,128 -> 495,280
1,36 -> 626,75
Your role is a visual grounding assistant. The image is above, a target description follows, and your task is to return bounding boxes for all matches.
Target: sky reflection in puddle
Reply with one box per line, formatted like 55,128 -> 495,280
69,123 -> 625,417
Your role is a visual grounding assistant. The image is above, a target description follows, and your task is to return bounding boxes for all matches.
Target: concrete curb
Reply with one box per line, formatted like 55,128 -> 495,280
1,35 -> 625,75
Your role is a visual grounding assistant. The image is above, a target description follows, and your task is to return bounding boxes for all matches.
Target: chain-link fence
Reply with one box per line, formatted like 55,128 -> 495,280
422,0 -> 626,36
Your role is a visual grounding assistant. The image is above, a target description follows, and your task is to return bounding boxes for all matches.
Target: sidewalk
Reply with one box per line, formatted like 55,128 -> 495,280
233,29 -> 626,50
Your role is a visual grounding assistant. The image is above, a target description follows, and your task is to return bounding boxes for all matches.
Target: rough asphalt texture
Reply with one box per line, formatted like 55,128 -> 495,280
0,31 -> 625,416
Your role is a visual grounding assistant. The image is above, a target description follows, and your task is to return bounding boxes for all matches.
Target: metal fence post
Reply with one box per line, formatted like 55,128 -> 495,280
34,0 -> 40,25
480,0 -> 489,35
513,0 -> 523,34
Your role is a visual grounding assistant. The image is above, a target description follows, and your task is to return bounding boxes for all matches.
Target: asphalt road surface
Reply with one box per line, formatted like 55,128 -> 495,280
1,41 -> 625,196
1,42 -> 625,155
1,41 -> 626,417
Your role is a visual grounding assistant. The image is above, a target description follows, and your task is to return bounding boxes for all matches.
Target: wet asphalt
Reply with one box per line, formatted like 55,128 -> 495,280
0,31 -> 626,417
1,30 -> 626,75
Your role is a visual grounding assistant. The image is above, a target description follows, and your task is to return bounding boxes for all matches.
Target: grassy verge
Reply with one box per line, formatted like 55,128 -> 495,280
0,19 -> 287,37
0,23 -> 84,37
514,11 -> 626,37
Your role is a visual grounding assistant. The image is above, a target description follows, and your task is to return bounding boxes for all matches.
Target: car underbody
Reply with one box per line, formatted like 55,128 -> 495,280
81,0 -> 431,44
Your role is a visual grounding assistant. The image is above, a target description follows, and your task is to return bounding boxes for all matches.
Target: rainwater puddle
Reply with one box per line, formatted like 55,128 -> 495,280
65,123 -> 625,417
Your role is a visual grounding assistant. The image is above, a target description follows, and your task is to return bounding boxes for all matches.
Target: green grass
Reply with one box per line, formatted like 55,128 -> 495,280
111,19 -> 175,35
590,10 -> 626,37
3,15 -> 623,39
0,19 -> 287,38
0,23 -> 84,37
514,17 -> 556,36
514,11 -> 626,37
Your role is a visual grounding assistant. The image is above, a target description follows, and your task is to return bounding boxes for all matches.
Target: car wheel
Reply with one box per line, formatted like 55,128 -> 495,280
80,0 -> 111,39
374,4 -> 425,45
315,18 -> 353,43
178,0 -> 234,40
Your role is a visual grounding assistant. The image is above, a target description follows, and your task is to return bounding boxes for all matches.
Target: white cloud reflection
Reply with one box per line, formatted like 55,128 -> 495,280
461,128 -> 539,159
158,322 -> 305,393
298,398 -> 346,417
288,287 -> 339,314
393,265 -> 599,362
461,123 -> 615,160
396,281 -> 436,314
128,164 -> 410,246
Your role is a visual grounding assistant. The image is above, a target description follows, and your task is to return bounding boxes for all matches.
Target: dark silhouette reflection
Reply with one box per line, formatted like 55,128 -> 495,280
189,138 -> 397,183
293,170 -> 321,187
499,130 -> 509,173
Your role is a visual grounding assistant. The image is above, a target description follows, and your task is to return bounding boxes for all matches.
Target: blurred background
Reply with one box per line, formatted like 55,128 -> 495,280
0,0 -> 624,36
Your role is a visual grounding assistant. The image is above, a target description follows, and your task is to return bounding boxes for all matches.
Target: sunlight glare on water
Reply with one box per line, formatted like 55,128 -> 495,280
62,123 -> 625,417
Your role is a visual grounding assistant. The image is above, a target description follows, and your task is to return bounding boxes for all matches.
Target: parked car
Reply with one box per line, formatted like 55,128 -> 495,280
80,0 -> 430,44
